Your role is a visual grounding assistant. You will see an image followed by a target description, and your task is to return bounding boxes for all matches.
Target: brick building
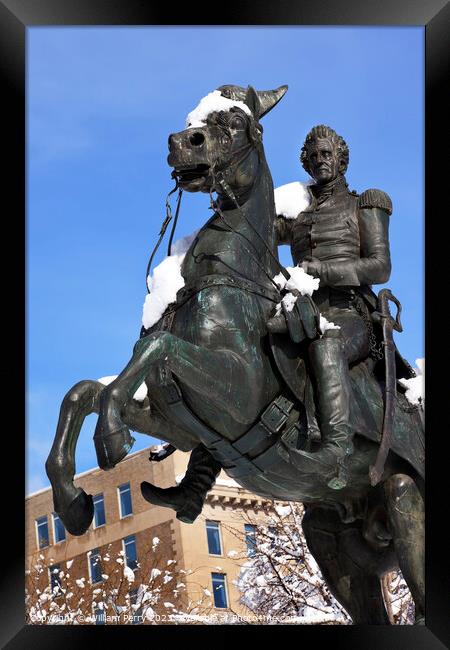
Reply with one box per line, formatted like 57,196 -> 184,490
25,446 -> 275,623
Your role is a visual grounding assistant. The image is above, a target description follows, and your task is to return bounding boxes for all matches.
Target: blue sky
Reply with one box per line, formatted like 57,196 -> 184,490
27,26 -> 424,494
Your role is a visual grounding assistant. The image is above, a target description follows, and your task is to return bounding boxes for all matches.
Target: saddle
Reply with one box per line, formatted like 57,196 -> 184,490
269,329 -> 424,479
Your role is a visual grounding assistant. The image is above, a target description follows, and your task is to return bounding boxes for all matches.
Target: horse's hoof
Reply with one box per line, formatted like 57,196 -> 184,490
58,489 -> 94,536
141,481 -> 200,524
176,509 -> 199,525
94,425 -> 135,470
414,616 -> 425,625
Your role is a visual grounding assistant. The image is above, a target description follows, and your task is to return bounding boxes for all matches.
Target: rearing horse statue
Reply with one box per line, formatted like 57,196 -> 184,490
46,85 -> 425,624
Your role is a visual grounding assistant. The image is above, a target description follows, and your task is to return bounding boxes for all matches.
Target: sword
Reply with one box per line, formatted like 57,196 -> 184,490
369,289 -> 403,487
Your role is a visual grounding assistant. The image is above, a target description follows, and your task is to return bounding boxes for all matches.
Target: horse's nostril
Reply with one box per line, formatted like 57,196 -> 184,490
189,132 -> 205,147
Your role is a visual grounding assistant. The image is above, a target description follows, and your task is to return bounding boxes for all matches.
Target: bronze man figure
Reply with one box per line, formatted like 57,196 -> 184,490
268,124 -> 392,489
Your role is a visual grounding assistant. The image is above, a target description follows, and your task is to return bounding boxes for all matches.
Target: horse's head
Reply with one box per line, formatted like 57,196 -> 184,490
167,84 -> 287,195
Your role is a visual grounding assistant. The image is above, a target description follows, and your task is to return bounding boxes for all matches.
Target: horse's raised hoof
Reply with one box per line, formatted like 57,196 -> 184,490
94,425 -> 135,470
57,488 -> 94,536
141,481 -> 201,524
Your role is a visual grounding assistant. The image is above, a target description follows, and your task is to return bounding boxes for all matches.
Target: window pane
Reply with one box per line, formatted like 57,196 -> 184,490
119,483 -> 133,517
90,549 -> 103,584
211,573 -> 228,608
93,494 -> 106,527
53,513 -> 66,543
124,535 -> 138,570
244,524 -> 256,557
206,521 -> 222,555
36,516 -> 49,549
49,563 -> 62,597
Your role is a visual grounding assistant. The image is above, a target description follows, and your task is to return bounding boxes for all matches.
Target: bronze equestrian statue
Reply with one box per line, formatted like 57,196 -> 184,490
46,85 -> 425,625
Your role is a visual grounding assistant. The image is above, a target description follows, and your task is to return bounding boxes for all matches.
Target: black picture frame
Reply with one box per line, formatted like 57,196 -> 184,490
2,1 -> 448,648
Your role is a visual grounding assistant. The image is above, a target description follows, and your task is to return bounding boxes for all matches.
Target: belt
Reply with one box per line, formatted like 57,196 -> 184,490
313,286 -> 357,310
176,273 -> 280,307
157,365 -> 298,478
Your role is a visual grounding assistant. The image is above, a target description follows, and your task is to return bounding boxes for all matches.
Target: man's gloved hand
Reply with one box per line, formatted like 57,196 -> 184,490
294,294 -> 320,340
268,289 -> 320,344
301,256 -> 322,278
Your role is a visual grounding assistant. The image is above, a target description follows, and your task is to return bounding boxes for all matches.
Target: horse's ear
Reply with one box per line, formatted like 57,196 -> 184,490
244,86 -> 262,120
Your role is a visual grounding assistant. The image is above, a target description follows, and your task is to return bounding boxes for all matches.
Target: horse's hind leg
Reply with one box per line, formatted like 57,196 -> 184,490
46,380 -> 105,535
302,504 -> 392,624
384,474 -> 425,624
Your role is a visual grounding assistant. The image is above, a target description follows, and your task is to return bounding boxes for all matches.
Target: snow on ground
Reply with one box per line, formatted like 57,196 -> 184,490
398,358 -> 425,407
97,375 -> 148,402
142,230 -> 198,330
274,181 -> 311,219
185,90 -> 252,128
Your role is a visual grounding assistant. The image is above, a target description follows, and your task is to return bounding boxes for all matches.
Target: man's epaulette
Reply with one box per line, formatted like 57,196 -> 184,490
358,188 -> 393,215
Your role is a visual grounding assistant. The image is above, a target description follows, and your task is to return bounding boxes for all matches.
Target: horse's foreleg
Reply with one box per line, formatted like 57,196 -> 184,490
94,331 -> 247,470
46,380 -> 105,535
46,378 -> 187,536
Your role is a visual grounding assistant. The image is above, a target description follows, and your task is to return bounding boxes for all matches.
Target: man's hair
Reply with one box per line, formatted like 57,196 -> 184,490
300,125 -> 349,175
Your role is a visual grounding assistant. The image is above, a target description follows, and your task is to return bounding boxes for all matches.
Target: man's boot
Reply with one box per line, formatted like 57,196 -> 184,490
141,444 -> 221,523
294,330 -> 354,490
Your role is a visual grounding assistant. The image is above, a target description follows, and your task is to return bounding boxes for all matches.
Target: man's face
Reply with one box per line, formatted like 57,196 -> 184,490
305,137 -> 341,184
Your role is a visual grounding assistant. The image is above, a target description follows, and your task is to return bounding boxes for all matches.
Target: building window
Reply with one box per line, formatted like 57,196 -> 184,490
123,535 -> 138,571
211,573 -> 228,609
52,513 -> 66,543
94,607 -> 105,625
130,588 -> 143,624
244,524 -> 256,557
93,494 -> 106,528
36,515 -> 49,549
49,564 -> 63,597
88,548 -> 103,584
118,483 -> 133,518
206,520 -> 222,555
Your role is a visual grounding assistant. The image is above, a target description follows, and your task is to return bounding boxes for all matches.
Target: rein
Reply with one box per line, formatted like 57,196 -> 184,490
145,181 -> 183,292
208,142 -> 290,291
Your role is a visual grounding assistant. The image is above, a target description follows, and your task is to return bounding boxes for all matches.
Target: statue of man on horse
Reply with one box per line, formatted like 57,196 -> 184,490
141,120 -> 406,506
46,85 -> 424,624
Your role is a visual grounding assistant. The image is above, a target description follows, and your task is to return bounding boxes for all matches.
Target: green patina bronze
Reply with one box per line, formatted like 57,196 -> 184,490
46,85 -> 424,624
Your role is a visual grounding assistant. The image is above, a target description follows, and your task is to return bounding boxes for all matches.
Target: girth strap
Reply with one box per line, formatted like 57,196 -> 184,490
157,365 -> 294,478
176,273 -> 280,307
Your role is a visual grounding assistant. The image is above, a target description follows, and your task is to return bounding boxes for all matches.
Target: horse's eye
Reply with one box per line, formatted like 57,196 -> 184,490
231,116 -> 245,129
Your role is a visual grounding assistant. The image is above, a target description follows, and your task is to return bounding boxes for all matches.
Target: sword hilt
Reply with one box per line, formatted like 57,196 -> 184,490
373,288 -> 403,332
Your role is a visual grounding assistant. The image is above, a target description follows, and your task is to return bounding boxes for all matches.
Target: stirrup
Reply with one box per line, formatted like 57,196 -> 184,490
327,462 -> 349,490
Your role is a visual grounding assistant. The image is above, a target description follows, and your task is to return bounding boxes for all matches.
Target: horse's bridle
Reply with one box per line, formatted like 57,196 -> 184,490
146,120 -> 291,296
